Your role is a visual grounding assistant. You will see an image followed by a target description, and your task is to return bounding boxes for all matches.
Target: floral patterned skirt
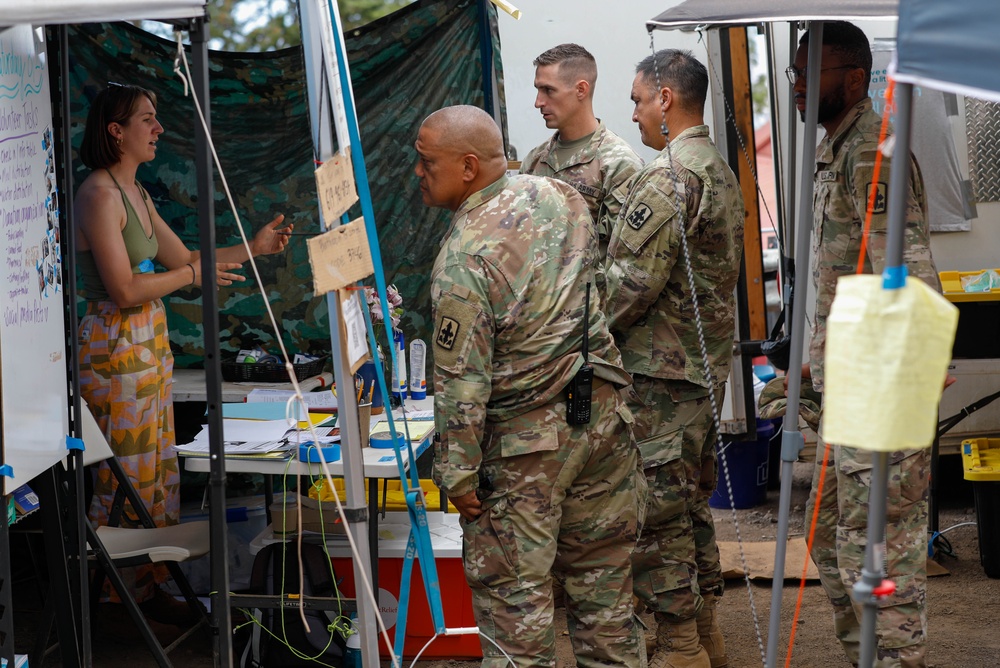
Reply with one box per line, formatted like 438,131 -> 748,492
79,299 -> 179,601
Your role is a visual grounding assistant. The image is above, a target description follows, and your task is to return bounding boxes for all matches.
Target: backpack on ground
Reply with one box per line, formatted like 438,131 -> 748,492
238,540 -> 348,667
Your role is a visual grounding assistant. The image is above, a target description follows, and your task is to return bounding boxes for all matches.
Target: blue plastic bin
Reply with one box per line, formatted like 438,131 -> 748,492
710,420 -> 774,509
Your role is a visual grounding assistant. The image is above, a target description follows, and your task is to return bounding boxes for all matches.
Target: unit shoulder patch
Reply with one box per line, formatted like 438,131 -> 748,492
436,317 -> 460,350
626,203 -> 653,230
866,181 -> 888,214
433,293 -> 482,373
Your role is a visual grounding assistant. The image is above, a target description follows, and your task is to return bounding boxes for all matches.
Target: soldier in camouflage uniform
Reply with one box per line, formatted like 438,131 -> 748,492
416,105 -> 646,668
606,50 -> 744,668
792,22 -> 940,668
520,43 -> 642,259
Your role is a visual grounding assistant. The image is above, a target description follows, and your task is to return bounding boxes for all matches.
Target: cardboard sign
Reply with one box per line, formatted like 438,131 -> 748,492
306,217 -> 373,295
315,150 -> 359,224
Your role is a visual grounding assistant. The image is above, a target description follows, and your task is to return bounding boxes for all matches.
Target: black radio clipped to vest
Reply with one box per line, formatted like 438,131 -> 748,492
566,282 -> 594,426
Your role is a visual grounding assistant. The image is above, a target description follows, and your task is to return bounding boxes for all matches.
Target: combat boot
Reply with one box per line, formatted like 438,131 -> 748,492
649,616 -> 710,668
696,592 -> 727,668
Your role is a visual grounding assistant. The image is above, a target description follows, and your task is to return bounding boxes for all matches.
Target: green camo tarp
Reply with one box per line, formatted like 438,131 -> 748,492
65,0 -> 506,370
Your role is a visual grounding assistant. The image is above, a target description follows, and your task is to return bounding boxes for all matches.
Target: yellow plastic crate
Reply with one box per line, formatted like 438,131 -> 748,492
960,438 -> 1000,578
310,478 -> 458,513
939,269 -> 1000,303
961,438 -> 1000,481
940,270 -> 1000,358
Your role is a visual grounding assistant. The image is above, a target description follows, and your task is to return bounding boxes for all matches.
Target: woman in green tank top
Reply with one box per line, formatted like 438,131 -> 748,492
75,83 -> 292,625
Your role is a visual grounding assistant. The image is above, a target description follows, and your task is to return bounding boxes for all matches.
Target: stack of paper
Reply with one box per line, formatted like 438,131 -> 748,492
246,388 -> 337,412
177,419 -> 293,459
371,419 -> 435,442
176,419 -> 342,459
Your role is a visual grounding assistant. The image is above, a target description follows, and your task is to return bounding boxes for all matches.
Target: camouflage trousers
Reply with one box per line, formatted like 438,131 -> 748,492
462,380 -> 647,668
807,441 -> 929,668
627,376 -> 724,623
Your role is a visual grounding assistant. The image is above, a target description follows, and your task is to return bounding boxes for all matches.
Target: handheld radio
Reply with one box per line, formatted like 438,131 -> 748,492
566,282 -> 594,426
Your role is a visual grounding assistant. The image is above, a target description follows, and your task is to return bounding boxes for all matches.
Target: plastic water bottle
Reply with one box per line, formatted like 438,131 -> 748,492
390,329 -> 407,399
344,624 -> 361,668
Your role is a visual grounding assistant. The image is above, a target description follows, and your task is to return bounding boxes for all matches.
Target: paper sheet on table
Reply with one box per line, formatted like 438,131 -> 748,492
187,419 -> 294,446
176,439 -> 289,456
823,275 -> 958,451
400,408 -> 434,420
371,419 -> 435,441
245,388 -> 337,411
223,402 -> 306,421
295,413 -> 338,428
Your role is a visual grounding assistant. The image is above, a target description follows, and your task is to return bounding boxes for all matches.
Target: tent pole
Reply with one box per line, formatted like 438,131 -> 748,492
779,21 -> 799,312
56,22 -> 92,666
476,0 -> 496,118
881,83 -> 912,272
763,23 -> 788,261
857,452 -> 890,667
856,80 -> 914,667
188,16 -> 234,667
299,2 -> 381,663
765,21 -> 822,668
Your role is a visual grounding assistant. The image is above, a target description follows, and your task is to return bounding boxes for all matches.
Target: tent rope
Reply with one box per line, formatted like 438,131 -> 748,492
170,31 -> 403,668
649,29 -> 766,666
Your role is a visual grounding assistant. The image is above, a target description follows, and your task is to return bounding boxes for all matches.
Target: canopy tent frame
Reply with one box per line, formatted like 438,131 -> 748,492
647,4 -> 901,667
0,3 -> 236,665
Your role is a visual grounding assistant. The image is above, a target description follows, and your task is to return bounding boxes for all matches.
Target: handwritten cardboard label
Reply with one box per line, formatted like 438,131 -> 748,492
315,150 -> 358,224
306,217 -> 373,295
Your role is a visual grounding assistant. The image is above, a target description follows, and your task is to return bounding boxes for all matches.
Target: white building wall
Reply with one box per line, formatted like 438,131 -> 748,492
498,5 -> 998,272
497,0 -> 705,164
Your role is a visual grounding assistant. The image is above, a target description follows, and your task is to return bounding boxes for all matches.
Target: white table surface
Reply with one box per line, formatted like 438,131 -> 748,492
172,368 -> 334,403
181,397 -> 435,479
251,510 -> 463,558
181,432 -> 432,478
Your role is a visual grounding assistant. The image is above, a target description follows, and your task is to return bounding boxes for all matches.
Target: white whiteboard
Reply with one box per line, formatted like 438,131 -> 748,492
0,25 -> 70,495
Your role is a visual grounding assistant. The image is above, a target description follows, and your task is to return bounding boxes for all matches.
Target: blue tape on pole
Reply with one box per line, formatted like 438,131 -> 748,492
0,464 -> 12,478
66,435 -> 85,451
882,265 -> 908,290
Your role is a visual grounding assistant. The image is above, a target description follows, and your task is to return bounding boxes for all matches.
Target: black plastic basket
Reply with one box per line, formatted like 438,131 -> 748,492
220,355 -> 327,383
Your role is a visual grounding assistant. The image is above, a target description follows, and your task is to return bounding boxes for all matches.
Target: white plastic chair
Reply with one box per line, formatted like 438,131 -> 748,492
78,401 -> 211,667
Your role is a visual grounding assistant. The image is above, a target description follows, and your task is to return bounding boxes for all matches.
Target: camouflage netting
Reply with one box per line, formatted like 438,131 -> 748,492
65,0 -> 506,369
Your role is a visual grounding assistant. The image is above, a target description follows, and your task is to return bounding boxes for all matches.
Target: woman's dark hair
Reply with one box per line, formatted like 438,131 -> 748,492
79,84 -> 157,170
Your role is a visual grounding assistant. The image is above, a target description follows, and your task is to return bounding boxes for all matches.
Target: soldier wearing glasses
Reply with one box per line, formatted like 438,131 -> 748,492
790,21 -> 939,668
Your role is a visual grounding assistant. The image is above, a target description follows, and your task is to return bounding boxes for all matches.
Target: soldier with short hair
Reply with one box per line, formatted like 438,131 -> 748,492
521,43 -> 642,259
606,49 -> 744,668
416,104 -> 645,668
791,21 -> 939,668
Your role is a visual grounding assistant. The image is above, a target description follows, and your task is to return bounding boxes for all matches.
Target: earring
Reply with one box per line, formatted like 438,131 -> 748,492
116,136 -> 122,148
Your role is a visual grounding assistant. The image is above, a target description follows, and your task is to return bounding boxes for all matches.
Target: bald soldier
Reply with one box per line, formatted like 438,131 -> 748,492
416,105 -> 645,668
521,43 -> 642,259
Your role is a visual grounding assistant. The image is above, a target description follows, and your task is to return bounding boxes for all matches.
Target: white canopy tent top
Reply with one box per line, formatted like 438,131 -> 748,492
1,0 -> 206,26
647,0 -> 897,30
895,0 -> 1000,105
